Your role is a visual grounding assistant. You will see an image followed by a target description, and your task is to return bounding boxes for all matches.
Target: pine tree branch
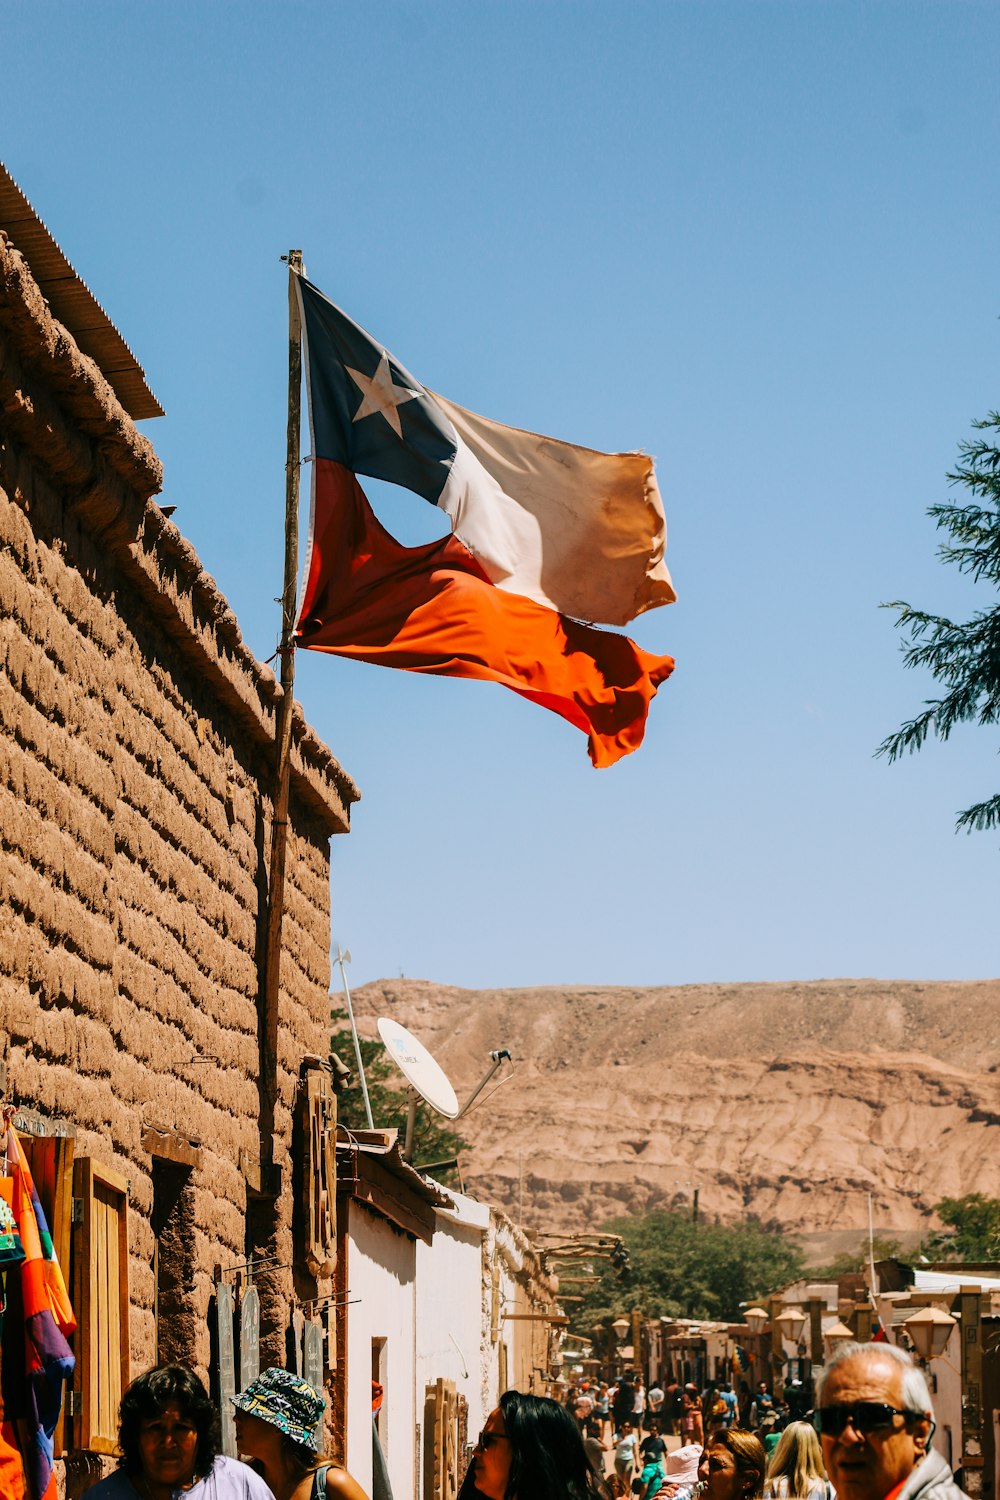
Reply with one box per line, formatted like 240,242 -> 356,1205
956,793 -> 1000,833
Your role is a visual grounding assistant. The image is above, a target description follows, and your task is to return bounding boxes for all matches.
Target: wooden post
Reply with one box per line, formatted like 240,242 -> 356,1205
773,1296 -> 785,1386
808,1296 -> 824,1368
960,1285 -> 985,1497
853,1301 -> 873,1343
259,249 -> 304,1184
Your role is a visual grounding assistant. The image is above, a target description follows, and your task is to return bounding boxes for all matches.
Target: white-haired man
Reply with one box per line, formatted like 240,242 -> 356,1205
814,1342 -> 968,1500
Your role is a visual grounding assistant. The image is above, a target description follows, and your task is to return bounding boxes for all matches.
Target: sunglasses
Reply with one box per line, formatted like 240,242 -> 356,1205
812,1404 -> 914,1437
477,1430 -> 511,1451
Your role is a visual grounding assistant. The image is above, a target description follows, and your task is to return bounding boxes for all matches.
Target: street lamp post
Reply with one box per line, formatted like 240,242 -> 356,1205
904,1306 -> 957,1363
776,1308 -> 810,1383
744,1307 -> 768,1335
823,1320 -> 854,1360
611,1316 -> 630,1375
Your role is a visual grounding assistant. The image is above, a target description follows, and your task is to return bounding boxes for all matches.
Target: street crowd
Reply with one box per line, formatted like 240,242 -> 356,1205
552,1343 -> 969,1500
77,1341 -> 971,1500
561,1369 -> 815,1496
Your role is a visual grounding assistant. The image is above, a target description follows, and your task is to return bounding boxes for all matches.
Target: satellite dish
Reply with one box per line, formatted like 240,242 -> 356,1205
377,1018 -> 459,1119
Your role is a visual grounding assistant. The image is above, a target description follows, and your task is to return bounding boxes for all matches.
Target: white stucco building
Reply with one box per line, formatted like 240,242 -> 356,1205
333,1136 -> 561,1500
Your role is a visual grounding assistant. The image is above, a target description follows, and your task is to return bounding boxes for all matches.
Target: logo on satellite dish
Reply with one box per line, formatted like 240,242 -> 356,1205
377,1018 -> 460,1119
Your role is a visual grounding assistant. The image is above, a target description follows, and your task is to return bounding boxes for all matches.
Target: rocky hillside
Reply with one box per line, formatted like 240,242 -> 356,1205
346,978 -> 1000,1245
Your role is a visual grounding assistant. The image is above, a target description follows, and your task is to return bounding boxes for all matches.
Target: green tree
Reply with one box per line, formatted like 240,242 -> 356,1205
329,1007 -> 466,1181
878,412 -> 1000,833
923,1193 -> 1000,1261
569,1209 -> 804,1337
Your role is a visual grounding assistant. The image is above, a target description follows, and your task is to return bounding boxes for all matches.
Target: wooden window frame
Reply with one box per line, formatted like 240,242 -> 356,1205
72,1157 -> 130,1454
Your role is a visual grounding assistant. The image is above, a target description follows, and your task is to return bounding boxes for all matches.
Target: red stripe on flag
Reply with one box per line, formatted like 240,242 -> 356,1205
296,461 -> 674,767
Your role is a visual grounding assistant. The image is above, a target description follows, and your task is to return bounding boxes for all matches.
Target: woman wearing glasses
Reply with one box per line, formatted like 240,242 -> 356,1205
461,1390 -> 612,1500
696,1429 -> 767,1500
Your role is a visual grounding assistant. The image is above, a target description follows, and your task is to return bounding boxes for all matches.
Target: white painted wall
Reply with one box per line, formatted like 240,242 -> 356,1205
929,1325 -> 963,1465
415,1190 -> 490,1445
346,1203 -> 418,1500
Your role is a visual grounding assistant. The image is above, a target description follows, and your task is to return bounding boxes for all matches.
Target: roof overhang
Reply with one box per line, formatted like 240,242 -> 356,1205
0,162 -> 163,419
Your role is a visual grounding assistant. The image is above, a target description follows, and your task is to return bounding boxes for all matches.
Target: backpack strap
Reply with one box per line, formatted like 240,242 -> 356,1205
311,1466 -> 331,1500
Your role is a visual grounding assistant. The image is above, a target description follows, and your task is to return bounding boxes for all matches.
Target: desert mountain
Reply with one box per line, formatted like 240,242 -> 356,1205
348,978 -> 1000,1249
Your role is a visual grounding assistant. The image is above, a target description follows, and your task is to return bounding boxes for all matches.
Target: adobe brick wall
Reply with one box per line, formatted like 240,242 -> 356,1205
0,229 -> 358,1440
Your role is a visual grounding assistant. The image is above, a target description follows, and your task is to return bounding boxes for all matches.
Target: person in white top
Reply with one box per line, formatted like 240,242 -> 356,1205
615,1422 -> 640,1497
633,1382 -> 647,1430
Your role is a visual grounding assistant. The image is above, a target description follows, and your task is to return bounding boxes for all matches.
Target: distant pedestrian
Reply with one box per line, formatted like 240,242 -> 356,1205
614,1422 -> 639,1497
760,1413 -> 783,1460
681,1386 -> 704,1446
633,1380 -> 647,1433
750,1384 -> 774,1430
614,1378 -> 635,1432
596,1382 -> 612,1441
585,1418 -> 611,1480
639,1420 -> 667,1473
576,1387 -> 597,1428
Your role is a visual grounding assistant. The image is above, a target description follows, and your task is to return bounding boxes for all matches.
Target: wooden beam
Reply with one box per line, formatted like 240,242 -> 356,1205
142,1126 -> 202,1171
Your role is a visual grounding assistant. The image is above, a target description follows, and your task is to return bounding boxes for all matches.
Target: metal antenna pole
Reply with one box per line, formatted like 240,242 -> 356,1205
334,946 -> 374,1130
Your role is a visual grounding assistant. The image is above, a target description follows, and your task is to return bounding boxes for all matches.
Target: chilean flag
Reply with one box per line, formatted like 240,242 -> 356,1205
294,278 -> 676,766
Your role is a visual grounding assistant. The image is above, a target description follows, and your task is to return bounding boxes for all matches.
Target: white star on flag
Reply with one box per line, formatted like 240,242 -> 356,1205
344,350 -> 419,439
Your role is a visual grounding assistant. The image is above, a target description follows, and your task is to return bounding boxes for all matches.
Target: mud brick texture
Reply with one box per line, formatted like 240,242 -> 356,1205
0,227 -> 359,1457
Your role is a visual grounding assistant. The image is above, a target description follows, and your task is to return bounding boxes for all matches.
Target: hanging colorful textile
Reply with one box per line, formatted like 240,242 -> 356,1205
0,1119 -> 75,1500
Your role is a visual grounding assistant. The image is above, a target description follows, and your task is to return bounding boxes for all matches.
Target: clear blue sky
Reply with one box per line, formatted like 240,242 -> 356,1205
7,1 -> 998,989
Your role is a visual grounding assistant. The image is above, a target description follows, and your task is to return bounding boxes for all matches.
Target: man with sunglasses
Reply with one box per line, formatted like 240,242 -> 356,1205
814,1343 -> 967,1500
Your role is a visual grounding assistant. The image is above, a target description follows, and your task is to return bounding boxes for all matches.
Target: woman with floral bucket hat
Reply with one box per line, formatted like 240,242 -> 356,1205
233,1368 -> 369,1500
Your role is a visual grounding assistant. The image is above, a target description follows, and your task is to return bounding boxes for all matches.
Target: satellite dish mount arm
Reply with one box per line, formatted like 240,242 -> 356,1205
403,1091 -> 418,1160
455,1049 -> 512,1120
400,1049 -> 510,1163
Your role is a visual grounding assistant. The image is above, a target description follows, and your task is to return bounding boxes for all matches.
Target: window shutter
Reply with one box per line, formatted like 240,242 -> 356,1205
71,1158 -> 130,1453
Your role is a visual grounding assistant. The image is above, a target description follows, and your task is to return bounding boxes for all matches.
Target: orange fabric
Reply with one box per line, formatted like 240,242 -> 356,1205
8,1137 -> 74,1332
297,462 -> 674,767
0,1426 -> 27,1500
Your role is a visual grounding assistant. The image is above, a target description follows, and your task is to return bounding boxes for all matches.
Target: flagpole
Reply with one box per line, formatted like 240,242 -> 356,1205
260,248 -> 303,1185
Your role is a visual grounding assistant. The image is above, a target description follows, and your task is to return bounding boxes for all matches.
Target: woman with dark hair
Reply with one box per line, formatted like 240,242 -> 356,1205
82,1365 -> 274,1499
696,1430 -> 767,1500
232,1368 -> 368,1500
460,1390 -> 611,1500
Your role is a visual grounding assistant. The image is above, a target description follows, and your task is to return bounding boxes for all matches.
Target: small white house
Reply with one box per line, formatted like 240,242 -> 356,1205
332,1137 -> 563,1500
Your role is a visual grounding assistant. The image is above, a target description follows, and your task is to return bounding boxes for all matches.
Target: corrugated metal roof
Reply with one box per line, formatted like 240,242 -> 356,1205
0,163 -> 163,419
